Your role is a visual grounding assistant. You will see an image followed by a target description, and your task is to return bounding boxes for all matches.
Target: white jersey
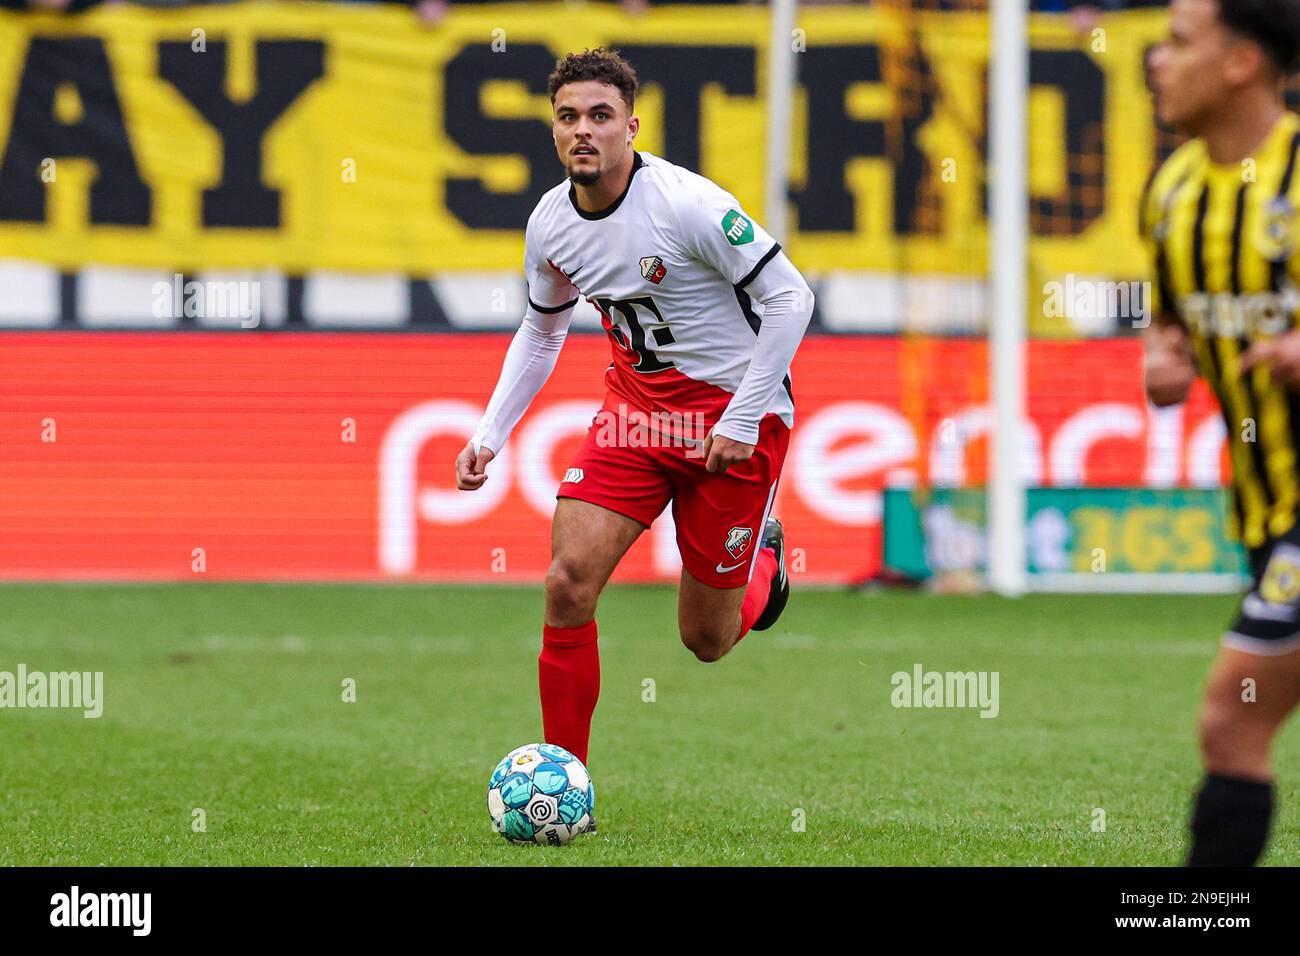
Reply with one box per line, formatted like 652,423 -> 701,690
524,151 -> 796,431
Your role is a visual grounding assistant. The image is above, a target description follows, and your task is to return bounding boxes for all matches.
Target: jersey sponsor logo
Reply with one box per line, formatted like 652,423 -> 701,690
639,255 -> 667,284
724,525 -> 753,559
1178,288 -> 1300,338
562,467 -> 584,484
592,295 -> 677,374
721,209 -> 754,246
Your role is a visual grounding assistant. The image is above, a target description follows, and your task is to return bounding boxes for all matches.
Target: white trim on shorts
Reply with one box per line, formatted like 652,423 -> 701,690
746,478 -> 781,583
1221,629 -> 1300,656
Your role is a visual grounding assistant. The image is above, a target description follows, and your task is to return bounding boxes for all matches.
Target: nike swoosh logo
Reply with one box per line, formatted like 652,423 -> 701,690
715,560 -> 745,573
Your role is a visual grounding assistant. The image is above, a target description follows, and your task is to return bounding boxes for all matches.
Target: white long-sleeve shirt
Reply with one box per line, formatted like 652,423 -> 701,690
471,150 -> 814,455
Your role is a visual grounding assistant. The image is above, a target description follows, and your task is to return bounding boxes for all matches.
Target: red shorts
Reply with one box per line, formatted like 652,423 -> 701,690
556,393 -> 790,588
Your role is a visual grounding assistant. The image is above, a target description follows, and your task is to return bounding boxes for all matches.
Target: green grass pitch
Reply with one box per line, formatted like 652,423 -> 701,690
1,583 -> 1297,866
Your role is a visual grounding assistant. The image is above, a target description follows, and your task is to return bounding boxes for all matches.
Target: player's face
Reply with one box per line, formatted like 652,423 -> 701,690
1149,0 -> 1259,133
552,82 -> 637,185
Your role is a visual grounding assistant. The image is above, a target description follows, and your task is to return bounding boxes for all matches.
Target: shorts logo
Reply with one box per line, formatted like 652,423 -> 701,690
563,468 -> 584,484
724,526 -> 753,559
1259,544 -> 1300,605
639,255 -> 667,284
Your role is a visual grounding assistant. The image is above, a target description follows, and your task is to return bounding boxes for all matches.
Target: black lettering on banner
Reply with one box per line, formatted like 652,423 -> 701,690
158,39 -> 325,228
1028,49 -> 1105,236
595,295 -> 675,373
892,41 -> 939,237
444,44 -> 559,229
792,46 -> 886,233
0,37 -> 150,225
615,45 -> 756,174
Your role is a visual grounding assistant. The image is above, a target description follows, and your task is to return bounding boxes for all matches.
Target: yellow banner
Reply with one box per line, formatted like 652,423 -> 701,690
0,2 -> 1169,285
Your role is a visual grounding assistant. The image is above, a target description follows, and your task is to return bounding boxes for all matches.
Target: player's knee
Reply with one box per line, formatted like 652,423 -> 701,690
1197,705 -> 1233,765
1198,701 -> 1267,770
544,558 -> 600,622
679,628 -> 728,663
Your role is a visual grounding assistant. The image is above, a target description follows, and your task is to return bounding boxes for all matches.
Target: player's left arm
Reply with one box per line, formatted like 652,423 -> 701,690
1137,167 -> 1197,406
1240,257 -> 1300,388
673,187 -> 815,473
705,255 -> 814,472
1238,174 -> 1300,388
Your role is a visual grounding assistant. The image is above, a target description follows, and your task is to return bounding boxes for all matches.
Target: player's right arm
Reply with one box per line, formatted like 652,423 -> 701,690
1138,168 -> 1196,408
457,210 -> 579,491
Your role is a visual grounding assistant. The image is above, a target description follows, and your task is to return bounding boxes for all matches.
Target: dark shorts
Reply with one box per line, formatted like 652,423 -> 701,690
1225,523 -> 1300,655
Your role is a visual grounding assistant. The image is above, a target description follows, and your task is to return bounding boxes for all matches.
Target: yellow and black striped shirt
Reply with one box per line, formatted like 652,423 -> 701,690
1141,110 -> 1300,549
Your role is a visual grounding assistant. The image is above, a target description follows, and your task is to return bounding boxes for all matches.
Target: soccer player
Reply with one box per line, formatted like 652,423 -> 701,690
1143,0 -> 1300,865
454,50 -> 814,774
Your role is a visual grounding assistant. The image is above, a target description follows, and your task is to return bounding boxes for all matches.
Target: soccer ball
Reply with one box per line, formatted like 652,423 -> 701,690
486,742 -> 594,845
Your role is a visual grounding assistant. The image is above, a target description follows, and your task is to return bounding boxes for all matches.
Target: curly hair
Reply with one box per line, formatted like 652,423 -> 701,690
547,48 -> 639,112
1218,0 -> 1300,73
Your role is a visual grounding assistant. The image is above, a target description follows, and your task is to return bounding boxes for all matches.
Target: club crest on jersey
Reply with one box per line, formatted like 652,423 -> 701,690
1255,196 -> 1300,262
724,526 -> 753,559
639,255 -> 667,284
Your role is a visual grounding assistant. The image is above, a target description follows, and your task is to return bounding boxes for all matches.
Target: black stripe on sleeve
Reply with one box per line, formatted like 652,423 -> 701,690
1138,162 -> 1161,239
732,285 -> 793,403
1153,161 -> 1198,320
735,242 -> 783,291
528,296 -> 579,314
1152,177 -> 1177,317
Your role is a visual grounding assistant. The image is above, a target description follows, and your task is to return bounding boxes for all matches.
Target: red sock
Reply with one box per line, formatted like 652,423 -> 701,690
736,548 -> 778,642
538,619 -> 600,764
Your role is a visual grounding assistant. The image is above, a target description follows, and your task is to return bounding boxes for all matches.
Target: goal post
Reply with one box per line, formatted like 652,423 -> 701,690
765,0 -> 799,246
988,0 -> 1028,597
767,0 -> 1030,595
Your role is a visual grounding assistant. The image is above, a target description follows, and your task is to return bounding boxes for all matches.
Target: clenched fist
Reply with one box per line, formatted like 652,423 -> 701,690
702,430 -> 756,474
455,441 -> 496,490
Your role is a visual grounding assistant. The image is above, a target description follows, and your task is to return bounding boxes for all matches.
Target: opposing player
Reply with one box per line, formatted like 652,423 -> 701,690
454,50 -> 814,772
1143,0 -> 1300,865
